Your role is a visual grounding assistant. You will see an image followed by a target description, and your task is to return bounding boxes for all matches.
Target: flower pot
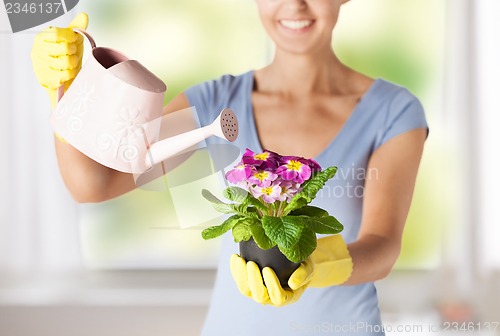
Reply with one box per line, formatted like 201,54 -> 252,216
239,238 -> 301,288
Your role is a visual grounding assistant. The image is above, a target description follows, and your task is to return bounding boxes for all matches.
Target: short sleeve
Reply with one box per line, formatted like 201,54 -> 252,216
185,80 -> 218,128
184,74 -> 243,128
374,90 -> 429,149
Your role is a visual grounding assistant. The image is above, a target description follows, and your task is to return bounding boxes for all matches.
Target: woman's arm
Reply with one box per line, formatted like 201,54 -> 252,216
54,138 -> 136,203
344,127 -> 427,285
56,93 -> 191,203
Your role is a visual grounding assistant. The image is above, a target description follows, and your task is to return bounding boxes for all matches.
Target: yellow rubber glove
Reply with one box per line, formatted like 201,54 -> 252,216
230,234 -> 353,307
289,234 -> 353,289
31,12 -> 89,108
230,254 -> 311,307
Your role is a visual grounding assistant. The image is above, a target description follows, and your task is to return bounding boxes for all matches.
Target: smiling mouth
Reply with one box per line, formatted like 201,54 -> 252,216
279,20 -> 314,30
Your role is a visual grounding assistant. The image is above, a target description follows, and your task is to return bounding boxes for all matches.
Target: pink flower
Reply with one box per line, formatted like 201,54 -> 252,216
242,148 -> 279,170
248,170 -> 278,187
278,181 -> 301,202
225,163 -> 254,185
276,158 -> 312,184
251,183 -> 282,204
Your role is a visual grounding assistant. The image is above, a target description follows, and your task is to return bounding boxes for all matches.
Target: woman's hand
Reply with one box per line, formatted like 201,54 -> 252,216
229,234 -> 354,306
230,254 -> 310,307
31,12 -> 88,108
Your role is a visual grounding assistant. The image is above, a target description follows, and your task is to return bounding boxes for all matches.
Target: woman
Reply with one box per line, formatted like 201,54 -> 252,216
31,0 -> 428,334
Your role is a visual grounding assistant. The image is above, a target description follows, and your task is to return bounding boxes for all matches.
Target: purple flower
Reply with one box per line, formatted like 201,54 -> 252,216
276,157 -> 312,184
306,158 -> 322,173
242,148 -> 280,169
248,170 -> 278,187
251,183 -> 282,204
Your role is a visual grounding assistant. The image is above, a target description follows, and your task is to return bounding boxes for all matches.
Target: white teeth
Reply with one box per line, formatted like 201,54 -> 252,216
280,20 -> 313,30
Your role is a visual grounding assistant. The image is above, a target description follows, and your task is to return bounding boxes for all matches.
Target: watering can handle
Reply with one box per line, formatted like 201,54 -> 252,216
56,28 -> 97,103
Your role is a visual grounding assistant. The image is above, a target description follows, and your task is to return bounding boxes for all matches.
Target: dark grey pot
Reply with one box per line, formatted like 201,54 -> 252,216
239,238 -> 301,288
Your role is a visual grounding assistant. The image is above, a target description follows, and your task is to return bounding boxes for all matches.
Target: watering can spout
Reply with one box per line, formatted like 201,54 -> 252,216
147,108 -> 239,167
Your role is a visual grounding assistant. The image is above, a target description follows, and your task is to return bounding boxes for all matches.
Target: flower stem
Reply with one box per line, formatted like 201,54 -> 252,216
275,201 -> 285,217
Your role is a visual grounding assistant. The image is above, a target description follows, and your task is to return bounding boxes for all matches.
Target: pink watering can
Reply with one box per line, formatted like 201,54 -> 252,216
51,29 -> 238,174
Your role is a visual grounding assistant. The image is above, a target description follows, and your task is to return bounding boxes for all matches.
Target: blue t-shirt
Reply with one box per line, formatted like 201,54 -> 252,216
185,71 -> 428,336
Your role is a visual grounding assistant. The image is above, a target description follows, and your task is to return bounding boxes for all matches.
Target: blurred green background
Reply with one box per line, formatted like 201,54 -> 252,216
80,0 -> 450,270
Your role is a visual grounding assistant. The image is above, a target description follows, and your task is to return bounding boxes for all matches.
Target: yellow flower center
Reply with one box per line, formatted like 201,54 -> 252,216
253,171 -> 269,181
254,152 -> 270,161
262,187 -> 273,195
286,160 -> 302,171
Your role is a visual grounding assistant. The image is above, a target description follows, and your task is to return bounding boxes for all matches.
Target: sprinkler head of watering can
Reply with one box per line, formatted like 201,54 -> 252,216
146,108 -> 239,169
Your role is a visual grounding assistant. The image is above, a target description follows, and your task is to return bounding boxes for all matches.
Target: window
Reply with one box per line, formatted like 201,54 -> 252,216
79,0 -> 449,270
335,0 -> 447,270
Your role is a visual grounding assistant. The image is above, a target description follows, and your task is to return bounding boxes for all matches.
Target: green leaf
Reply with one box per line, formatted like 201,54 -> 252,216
262,216 -> 304,249
202,188 -> 263,218
283,166 -> 338,214
290,205 -> 329,218
203,189 -> 246,215
209,202 -> 256,218
232,222 -> 252,242
201,189 -> 226,204
201,215 -> 242,240
245,207 -> 261,219
242,195 -> 267,213
231,203 -> 260,219
306,216 -> 344,234
250,224 -> 276,250
279,227 -> 317,263
223,186 -> 249,203
212,203 -> 238,214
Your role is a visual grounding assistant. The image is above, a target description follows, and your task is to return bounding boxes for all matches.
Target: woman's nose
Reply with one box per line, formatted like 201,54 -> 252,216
285,0 -> 307,10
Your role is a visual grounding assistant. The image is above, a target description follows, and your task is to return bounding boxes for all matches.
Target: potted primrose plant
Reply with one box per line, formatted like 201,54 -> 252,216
201,148 -> 343,287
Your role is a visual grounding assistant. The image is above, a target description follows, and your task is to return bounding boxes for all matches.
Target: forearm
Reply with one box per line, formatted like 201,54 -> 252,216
55,136 -> 136,203
343,234 -> 401,285
51,94 -> 190,203
341,129 -> 427,286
